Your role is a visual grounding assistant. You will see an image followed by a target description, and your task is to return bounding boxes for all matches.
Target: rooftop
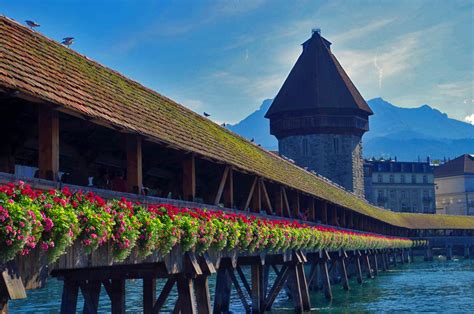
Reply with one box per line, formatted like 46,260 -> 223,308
0,16 -> 473,230
434,154 -> 474,178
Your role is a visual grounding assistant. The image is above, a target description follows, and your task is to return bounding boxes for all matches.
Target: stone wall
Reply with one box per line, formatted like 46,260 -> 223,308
278,134 -> 365,197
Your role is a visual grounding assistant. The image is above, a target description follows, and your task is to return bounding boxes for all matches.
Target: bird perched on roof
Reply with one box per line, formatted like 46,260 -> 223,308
25,20 -> 40,29
203,112 -> 210,117
250,138 -> 254,143
62,37 -> 74,47
221,123 -> 226,127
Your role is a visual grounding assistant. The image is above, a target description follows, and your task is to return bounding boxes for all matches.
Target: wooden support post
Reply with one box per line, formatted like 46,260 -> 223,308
38,106 -> 59,181
309,198 -> 316,221
320,251 -> 332,300
290,191 -> 300,218
307,263 -> 319,291
331,206 -> 339,227
244,176 -> 258,212
103,279 -> 126,314
183,154 -> 196,201
286,265 -> 303,313
372,251 -> 378,276
214,166 -> 230,205
355,251 -> 363,284
60,279 -> 79,314
260,179 -> 273,215
80,280 -> 101,314
446,245 -> 453,261
282,187 -> 291,217
274,186 -> 283,217
195,254 -> 215,314
251,178 -> 262,213
340,209 -> 346,227
364,252 -> 373,279
223,167 -> 233,208
175,275 -> 198,313
321,202 -> 328,225
142,278 -> 156,314
296,262 -> 311,311
152,278 -> 176,313
126,134 -> 142,194
251,263 -> 265,313
214,263 -> 232,313
464,244 -> 471,258
348,211 -> 354,229
340,252 -> 350,291
400,249 -> 405,264
424,246 -> 433,261
228,268 -> 250,313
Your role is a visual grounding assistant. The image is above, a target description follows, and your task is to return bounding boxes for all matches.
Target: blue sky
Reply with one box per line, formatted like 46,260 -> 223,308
2,0 -> 473,124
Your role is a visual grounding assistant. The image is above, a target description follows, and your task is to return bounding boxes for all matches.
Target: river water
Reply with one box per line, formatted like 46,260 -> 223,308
9,257 -> 474,313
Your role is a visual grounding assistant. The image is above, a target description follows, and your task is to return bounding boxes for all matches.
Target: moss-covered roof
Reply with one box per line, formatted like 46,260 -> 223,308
1,16 -> 473,230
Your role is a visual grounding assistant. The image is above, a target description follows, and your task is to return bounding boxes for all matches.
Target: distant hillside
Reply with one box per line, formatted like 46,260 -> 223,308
228,97 -> 474,160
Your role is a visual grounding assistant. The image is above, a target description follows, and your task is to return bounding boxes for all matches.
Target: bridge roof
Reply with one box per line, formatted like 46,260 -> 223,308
0,16 -> 473,230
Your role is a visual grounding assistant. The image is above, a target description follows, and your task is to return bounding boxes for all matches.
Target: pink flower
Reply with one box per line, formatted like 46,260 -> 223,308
90,233 -> 97,239
5,225 -> 13,234
5,239 -> 13,246
44,218 -> 54,232
19,221 -> 25,228
40,242 -> 49,250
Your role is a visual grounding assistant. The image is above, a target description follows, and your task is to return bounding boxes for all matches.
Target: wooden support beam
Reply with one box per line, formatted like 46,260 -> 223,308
260,179 -> 273,215
228,268 -> 250,312
321,202 -> 328,224
244,176 -> 258,211
281,187 -> 291,218
372,252 -> 379,276
80,280 -> 101,314
290,191 -> 300,218
251,178 -> 262,213
126,134 -> 142,194
296,263 -> 311,311
309,198 -> 316,222
274,186 -> 284,217
103,279 -> 125,314
142,278 -> 156,314
331,206 -> 339,227
307,263 -> 319,291
195,254 -> 214,314
152,277 -> 176,314
264,265 -> 289,311
340,253 -> 350,291
38,106 -> 59,181
214,264 -> 232,313
175,275 -> 198,313
214,166 -> 230,205
182,154 -> 196,201
355,251 -> 363,284
60,279 -> 79,314
364,252 -> 373,279
286,265 -> 304,312
236,265 -> 252,297
340,209 -> 347,228
223,167 -> 234,208
251,263 -> 265,313
320,253 -> 332,300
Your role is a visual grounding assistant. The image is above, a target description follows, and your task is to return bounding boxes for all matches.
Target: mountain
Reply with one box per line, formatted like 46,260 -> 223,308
228,99 -> 278,150
228,97 -> 474,160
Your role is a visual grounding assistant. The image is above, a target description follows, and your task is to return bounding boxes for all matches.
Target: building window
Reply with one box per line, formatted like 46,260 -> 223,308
423,175 -> 428,183
378,174 -> 383,183
411,175 -> 416,183
401,175 -> 405,183
401,190 -> 406,198
389,175 -> 394,183
302,138 -> 308,156
390,189 -> 395,198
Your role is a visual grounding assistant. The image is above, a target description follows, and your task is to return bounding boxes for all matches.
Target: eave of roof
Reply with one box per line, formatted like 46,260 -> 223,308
0,16 -> 473,230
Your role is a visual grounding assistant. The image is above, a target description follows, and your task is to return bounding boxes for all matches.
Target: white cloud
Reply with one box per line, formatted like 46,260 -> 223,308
330,18 -> 396,44
464,114 -> 474,125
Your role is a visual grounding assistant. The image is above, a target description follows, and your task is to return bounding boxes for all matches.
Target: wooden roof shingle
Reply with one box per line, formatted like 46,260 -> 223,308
1,16 -> 473,230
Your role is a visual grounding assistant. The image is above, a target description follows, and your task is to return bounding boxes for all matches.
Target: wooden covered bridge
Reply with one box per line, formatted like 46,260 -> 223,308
0,16 -> 473,313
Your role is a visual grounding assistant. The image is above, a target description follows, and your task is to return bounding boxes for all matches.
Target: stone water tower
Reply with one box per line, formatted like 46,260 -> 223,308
265,30 -> 373,197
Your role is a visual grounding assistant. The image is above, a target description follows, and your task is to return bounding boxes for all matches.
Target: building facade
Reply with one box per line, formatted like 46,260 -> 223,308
364,160 -> 435,213
434,154 -> 474,216
265,30 -> 372,197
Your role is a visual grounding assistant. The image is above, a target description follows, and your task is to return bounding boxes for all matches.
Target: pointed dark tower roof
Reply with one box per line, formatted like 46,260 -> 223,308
265,30 -> 373,139
265,31 -> 373,118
